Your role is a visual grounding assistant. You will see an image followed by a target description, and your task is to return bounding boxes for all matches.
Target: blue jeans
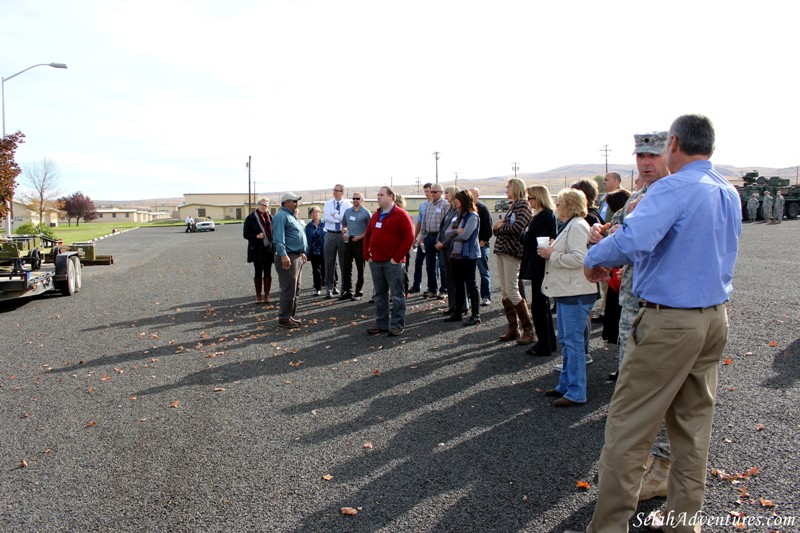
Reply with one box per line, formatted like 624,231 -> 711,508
555,298 -> 594,403
423,234 -> 441,293
477,244 -> 491,299
369,261 -> 407,331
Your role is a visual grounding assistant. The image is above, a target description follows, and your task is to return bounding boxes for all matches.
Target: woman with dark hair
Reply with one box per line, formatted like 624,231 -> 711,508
598,189 -> 631,344
520,185 -> 558,356
243,197 -> 275,303
435,185 -> 464,316
304,206 -> 326,296
571,179 -> 603,226
443,189 -> 482,326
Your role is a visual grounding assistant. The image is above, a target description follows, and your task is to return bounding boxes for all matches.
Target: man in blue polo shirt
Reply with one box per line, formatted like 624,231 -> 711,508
569,115 -> 742,533
272,192 -> 308,329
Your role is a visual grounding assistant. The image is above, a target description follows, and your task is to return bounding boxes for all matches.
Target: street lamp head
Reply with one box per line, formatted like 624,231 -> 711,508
49,63 -> 68,69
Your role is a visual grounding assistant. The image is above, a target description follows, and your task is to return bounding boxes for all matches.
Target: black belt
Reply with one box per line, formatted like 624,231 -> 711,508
639,301 -> 722,311
327,230 -> 342,234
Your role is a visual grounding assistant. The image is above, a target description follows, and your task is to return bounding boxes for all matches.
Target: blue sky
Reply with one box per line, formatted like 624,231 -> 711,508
3,0 -> 798,200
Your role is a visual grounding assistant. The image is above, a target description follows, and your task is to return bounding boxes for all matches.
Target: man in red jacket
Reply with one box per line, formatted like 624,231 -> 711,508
363,186 -> 415,337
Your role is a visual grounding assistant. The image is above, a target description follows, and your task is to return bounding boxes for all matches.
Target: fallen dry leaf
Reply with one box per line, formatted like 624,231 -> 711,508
101,373 -> 112,382
759,497 -> 775,507
576,481 -> 591,490
170,400 -> 181,408
129,396 -> 137,401
19,458 -> 28,468
151,333 -> 159,340
723,357 -> 733,365
363,442 -> 374,449
213,387 -> 225,393
322,474 -> 333,481
289,361 -> 305,367
373,369 -> 380,376
769,340 -> 778,347
755,424 -> 765,431
340,507 -> 359,516
85,420 -> 97,428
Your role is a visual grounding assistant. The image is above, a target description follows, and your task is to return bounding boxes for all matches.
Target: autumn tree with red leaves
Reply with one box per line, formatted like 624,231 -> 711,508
0,131 -> 26,221
59,191 -> 98,226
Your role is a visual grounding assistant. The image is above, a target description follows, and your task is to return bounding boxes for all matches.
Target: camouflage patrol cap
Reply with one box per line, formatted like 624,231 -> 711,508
633,131 -> 668,155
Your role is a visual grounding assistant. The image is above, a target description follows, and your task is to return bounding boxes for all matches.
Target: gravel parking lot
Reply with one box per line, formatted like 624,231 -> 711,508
1,220 -> 798,532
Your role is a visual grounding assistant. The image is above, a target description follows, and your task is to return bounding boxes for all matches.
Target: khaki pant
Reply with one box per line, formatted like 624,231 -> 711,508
495,254 -> 523,305
586,304 -> 729,533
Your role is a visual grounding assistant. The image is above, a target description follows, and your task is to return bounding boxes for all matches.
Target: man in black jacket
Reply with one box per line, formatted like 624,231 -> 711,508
470,187 -> 493,306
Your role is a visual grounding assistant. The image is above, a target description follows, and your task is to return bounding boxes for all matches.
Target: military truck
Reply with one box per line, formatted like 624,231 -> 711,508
734,171 -> 800,221
495,199 -> 511,212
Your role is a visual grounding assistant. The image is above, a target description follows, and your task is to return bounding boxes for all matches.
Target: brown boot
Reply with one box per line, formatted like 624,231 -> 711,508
515,299 -> 535,345
254,277 -> 263,303
263,277 -> 272,303
498,298 -> 520,341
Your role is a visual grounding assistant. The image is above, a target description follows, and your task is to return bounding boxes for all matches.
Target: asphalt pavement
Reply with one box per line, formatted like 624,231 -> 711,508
1,221 -> 798,532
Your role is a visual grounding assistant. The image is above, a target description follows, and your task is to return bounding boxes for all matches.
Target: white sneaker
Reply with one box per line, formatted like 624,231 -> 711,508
553,363 -> 564,372
480,298 -> 491,306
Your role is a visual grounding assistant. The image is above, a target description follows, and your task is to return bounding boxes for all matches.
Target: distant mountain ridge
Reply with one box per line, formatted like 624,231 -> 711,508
98,164 -> 794,205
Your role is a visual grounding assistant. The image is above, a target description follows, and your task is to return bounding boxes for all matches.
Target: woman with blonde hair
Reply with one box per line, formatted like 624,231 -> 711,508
520,185 -> 558,356
492,178 -> 534,343
539,188 -> 597,407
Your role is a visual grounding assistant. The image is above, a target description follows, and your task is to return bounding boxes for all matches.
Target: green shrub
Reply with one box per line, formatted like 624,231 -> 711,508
15,222 -> 56,238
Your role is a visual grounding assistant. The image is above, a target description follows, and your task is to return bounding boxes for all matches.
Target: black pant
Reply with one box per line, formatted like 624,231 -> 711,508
530,277 -> 557,352
308,253 -> 325,291
452,257 -> 479,317
342,239 -> 365,295
253,254 -> 274,279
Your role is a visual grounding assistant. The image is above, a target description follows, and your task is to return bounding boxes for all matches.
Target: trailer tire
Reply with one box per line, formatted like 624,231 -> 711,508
786,202 -> 799,220
57,257 -> 77,296
70,256 -> 82,293
28,248 -> 42,271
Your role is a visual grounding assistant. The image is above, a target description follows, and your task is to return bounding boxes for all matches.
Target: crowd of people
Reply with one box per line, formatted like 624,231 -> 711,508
244,114 -> 744,533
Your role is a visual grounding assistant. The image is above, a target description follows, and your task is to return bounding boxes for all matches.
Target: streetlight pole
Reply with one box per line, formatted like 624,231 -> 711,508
2,62 -> 68,138
433,151 -> 440,183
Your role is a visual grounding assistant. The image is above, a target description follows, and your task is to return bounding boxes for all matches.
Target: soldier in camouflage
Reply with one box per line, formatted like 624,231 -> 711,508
746,193 -> 759,222
772,192 -> 785,224
589,130 -> 672,501
762,190 -> 773,223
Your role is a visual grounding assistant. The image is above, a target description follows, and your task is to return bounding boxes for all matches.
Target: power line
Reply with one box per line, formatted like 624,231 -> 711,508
600,145 -> 611,174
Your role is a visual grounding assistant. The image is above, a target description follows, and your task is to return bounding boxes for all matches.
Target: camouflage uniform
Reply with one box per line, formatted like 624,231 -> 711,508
762,191 -> 773,223
773,193 -> 785,223
746,194 -> 759,222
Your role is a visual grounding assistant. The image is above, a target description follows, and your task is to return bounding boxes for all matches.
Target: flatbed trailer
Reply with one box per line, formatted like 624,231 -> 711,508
1,235 -> 84,301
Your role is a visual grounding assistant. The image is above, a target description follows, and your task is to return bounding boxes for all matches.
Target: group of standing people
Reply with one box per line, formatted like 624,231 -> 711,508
747,190 -> 785,223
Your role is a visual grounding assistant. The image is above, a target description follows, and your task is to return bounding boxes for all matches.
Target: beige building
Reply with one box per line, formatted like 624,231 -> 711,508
92,208 -> 170,223
7,199 -> 59,231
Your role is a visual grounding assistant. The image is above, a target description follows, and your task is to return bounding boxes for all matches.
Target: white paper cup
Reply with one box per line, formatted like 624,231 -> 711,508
537,237 -> 550,248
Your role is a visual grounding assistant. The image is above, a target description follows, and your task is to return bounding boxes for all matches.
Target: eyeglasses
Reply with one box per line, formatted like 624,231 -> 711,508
333,189 -> 344,192
431,190 -> 443,194
352,197 -> 361,201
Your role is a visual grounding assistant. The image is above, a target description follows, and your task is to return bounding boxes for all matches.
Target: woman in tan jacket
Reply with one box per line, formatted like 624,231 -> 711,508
538,189 -> 598,407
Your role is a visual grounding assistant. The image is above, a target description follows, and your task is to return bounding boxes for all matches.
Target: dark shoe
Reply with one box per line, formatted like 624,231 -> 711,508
544,389 -> 563,398
388,327 -> 404,337
526,342 -> 552,356
423,291 -> 435,298
591,315 -> 604,324
367,327 -> 389,335
608,371 -> 619,381
463,315 -> 481,326
441,308 -> 455,315
553,397 -> 581,407
332,288 -> 340,295
443,314 -> 463,323
338,292 -> 353,301
278,319 -> 299,329
290,316 -> 302,325
368,296 -> 375,304
314,290 -> 321,296
409,287 -> 421,294
436,293 -> 446,300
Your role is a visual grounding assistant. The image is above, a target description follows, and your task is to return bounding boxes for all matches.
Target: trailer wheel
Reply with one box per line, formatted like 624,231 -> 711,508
56,257 -> 77,296
29,248 -> 42,271
70,256 -> 82,293
787,202 -> 799,219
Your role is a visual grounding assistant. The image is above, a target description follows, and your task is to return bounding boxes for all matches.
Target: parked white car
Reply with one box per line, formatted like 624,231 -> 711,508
193,217 -> 215,232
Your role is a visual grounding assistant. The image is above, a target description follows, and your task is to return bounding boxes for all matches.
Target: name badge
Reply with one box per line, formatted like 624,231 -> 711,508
451,216 -> 457,223
349,216 -> 356,221
375,222 -> 383,228
435,208 -> 442,213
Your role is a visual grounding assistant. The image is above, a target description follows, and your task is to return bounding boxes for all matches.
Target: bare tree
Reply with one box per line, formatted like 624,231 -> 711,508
21,157 -> 61,225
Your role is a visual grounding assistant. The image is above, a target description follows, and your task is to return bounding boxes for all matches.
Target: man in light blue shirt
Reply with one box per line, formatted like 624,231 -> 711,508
272,192 -> 308,329
571,115 -> 742,533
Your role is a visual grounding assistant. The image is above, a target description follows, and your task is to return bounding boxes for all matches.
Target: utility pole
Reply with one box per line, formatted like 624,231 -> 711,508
246,156 -> 252,213
433,151 -> 440,183
630,169 -> 634,190
415,177 -> 421,194
511,162 -> 519,177
454,172 -> 458,186
600,145 -> 611,174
